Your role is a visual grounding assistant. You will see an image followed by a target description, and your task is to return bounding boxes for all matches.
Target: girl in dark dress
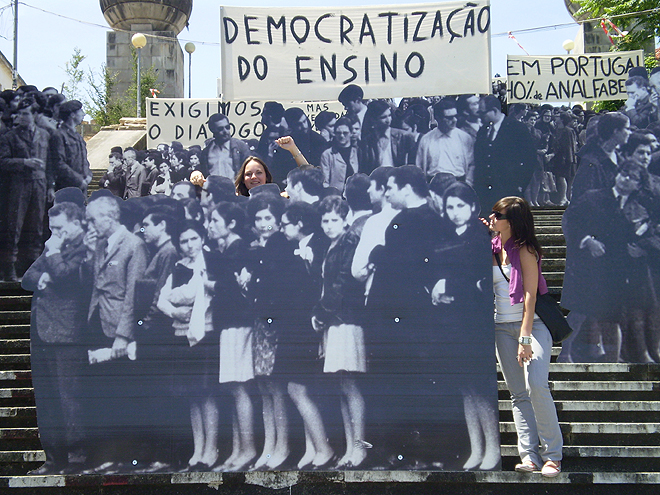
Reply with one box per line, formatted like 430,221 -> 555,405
280,201 -> 335,469
245,196 -> 291,470
312,196 -> 367,469
430,182 -> 500,471
206,202 -> 256,471
157,220 -> 218,470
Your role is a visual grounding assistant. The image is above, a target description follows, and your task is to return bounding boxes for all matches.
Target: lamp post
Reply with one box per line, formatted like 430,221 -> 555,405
131,33 -> 147,118
12,0 -> 17,89
184,42 -> 196,98
562,40 -> 576,107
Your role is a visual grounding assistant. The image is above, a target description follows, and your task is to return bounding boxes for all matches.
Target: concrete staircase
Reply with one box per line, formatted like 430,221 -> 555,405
0,207 -> 659,491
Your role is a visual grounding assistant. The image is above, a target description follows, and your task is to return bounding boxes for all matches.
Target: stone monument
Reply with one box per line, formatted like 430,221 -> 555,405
100,0 -> 193,100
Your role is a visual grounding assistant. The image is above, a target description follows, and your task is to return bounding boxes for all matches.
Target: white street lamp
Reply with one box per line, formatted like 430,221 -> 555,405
131,33 -> 147,118
184,42 -> 196,98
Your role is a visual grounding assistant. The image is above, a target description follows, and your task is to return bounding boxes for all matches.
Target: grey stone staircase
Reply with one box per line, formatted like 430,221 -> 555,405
0,207 -> 659,491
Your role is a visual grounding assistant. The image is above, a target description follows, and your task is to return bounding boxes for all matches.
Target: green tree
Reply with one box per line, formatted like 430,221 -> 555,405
62,47 -> 85,101
63,47 -> 163,129
576,1 -> 658,110
125,46 -> 161,118
85,65 -> 125,127
576,0 -> 660,53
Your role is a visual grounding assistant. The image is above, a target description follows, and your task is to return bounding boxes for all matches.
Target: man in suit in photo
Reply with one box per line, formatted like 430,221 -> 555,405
562,161 -> 652,363
48,99 -> 92,195
473,95 -> 536,213
122,147 -> 147,199
364,165 -> 445,467
22,201 -> 88,474
197,113 -> 250,179
82,194 -> 148,471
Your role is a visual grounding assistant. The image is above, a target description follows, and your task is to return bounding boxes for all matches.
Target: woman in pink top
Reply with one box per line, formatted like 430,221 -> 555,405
490,196 -> 563,478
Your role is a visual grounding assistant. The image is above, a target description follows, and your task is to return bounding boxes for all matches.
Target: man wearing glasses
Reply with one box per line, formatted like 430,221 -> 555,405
416,99 -> 474,182
197,113 -> 250,179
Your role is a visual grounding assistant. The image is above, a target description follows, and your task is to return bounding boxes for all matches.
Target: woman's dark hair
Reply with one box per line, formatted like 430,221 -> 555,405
360,100 -> 392,167
180,197 -> 204,223
317,195 -> 349,219
283,201 -> 319,235
442,182 -> 480,217
173,219 -> 206,254
212,201 -> 248,235
620,132 -> 654,158
247,195 -> 285,224
315,110 -> 336,131
402,103 -> 430,134
597,112 -> 629,141
172,151 -> 188,165
492,196 -> 542,257
234,156 -> 273,196
147,152 -> 164,166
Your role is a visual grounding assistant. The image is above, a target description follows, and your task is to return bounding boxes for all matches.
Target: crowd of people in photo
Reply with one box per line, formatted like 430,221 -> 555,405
0,85 -> 91,282
561,67 -> 660,364
90,69 -> 660,368
14,63 -> 660,478
26,156 -> 503,475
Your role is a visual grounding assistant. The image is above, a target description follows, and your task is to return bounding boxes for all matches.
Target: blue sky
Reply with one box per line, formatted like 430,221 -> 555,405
0,0 -> 579,99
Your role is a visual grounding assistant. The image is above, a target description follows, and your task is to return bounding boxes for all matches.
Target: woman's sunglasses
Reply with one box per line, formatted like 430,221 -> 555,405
491,211 -> 507,220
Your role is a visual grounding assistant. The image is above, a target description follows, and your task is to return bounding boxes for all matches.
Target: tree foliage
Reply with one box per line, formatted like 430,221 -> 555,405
63,47 -> 163,129
576,0 -> 660,53
62,48 -> 85,101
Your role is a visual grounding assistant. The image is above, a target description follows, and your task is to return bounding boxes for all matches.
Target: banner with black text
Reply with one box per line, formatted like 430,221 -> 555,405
506,50 -> 644,103
220,2 -> 491,101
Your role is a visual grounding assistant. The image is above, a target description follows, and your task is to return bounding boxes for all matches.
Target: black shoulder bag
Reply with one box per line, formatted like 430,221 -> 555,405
495,251 -> 573,344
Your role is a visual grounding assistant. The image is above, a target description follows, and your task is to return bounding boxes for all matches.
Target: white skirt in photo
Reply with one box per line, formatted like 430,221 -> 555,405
323,323 -> 367,373
219,327 -> 255,383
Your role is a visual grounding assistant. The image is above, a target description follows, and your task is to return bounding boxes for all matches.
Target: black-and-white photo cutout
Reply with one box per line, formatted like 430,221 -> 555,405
10,60 -> 660,477
22,155 -> 501,474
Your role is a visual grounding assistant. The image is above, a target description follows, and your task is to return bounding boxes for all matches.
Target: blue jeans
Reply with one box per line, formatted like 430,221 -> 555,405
495,319 -> 563,466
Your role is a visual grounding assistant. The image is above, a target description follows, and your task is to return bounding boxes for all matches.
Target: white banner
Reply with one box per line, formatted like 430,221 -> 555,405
506,50 -> 644,103
220,2 -> 491,101
145,98 -> 345,148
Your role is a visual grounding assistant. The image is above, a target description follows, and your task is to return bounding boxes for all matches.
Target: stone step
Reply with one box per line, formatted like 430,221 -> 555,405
542,271 -> 565,282
0,427 -> 38,440
0,407 -> 36,419
0,356 -> 30,371
0,471 -> 658,490
0,297 -> 31,312
501,445 -> 660,459
535,226 -> 563,234
0,371 -> 32,383
0,450 -> 44,463
505,362 -> 660,381
0,326 -> 30,340
0,312 -> 30,325
0,341 -> 30,354
541,259 -> 566,271
536,233 -> 565,245
0,282 -> 30,296
0,389 -> 34,401
543,245 -> 566,257
499,401 -> 660,412
502,422 -> 660,435
519,380 -> 660,401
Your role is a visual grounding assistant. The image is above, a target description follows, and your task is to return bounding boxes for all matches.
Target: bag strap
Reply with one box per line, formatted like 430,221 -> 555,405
494,250 -> 509,282
494,249 -> 541,297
